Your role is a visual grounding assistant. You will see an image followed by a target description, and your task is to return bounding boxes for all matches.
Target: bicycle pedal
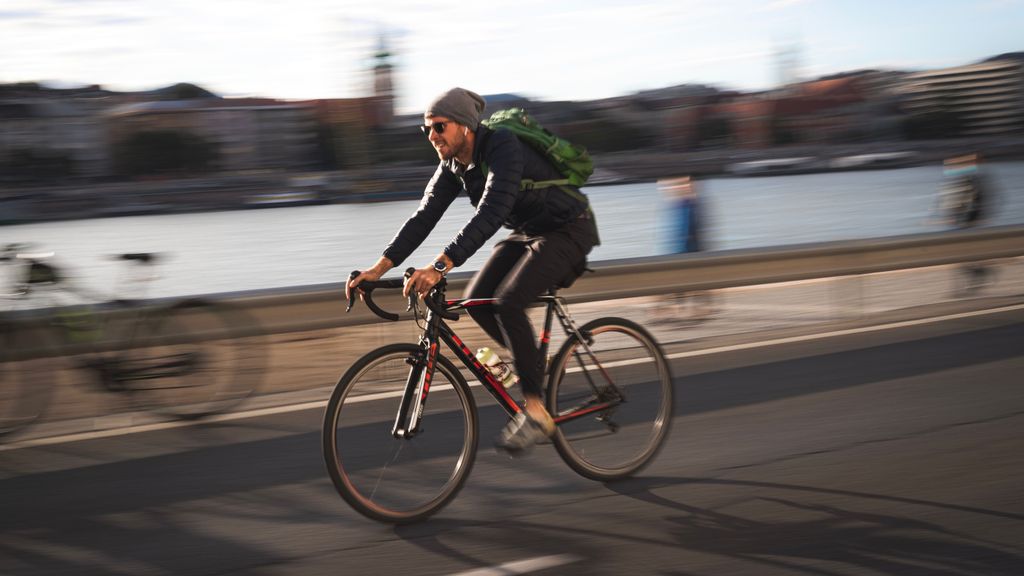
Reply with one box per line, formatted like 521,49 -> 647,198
494,443 -> 535,458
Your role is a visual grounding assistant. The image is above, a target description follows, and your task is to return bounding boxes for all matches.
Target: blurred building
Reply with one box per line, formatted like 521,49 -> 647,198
686,76 -> 871,148
105,99 -> 319,172
3,50 -> 1023,187
897,59 -> 1024,136
304,98 -> 382,169
771,76 -> 873,144
0,98 -> 110,181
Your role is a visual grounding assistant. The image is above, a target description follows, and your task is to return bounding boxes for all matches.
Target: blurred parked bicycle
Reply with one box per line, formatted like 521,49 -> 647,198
0,243 -> 265,439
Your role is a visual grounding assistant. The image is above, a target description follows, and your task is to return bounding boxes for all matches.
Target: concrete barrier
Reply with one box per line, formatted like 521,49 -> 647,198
220,224 -> 1024,335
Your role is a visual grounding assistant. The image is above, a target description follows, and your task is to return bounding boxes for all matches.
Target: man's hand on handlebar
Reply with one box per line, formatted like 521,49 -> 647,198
346,257 -> 393,302
403,266 -> 443,300
346,269 -> 381,302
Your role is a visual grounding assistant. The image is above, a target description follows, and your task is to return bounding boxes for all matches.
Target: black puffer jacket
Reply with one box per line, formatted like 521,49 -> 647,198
383,125 -> 597,268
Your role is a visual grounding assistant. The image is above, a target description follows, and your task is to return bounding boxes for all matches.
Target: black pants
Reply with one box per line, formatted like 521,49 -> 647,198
463,217 -> 595,398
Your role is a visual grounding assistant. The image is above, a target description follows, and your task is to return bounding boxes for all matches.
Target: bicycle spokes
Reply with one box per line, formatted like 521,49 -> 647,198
323,343 -> 478,523
547,319 -> 674,481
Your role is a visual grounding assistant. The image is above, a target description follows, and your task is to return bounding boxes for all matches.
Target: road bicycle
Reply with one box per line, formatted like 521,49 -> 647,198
322,268 -> 674,524
0,243 -> 265,439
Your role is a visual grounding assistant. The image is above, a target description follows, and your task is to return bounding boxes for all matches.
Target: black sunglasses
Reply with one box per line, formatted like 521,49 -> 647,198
419,121 -> 449,136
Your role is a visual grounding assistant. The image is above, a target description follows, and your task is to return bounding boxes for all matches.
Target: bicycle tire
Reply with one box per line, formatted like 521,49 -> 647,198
0,318 -> 57,439
546,317 -> 674,481
119,298 -> 265,419
322,343 -> 478,524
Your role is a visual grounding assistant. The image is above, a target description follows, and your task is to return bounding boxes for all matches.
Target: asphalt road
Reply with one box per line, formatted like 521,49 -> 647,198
1,308 -> 1022,576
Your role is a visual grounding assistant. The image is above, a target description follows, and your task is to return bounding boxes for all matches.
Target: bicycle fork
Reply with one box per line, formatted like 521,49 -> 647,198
391,340 -> 437,439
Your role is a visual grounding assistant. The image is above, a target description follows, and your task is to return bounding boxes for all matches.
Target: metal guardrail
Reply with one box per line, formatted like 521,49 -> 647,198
222,224 -> 1024,335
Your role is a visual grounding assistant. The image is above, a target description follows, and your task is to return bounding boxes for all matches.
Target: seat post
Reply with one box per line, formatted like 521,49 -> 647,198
538,291 -> 559,366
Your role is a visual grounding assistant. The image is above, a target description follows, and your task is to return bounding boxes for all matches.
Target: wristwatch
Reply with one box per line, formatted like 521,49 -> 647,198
432,260 -> 448,275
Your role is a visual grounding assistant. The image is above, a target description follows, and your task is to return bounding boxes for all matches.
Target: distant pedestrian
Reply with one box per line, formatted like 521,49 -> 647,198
665,176 -> 702,253
939,153 -> 995,294
654,175 -> 713,322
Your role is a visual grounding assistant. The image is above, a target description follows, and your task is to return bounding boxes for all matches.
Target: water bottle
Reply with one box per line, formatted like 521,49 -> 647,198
475,347 -> 517,389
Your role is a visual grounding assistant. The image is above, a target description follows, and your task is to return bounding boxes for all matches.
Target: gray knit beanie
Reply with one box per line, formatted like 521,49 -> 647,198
425,87 -> 486,130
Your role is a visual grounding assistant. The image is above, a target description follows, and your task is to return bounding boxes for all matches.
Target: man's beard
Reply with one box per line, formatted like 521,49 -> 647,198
436,136 -> 465,162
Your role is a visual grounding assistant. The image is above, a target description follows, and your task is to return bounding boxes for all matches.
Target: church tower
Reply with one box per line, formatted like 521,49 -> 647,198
372,32 -> 395,125
774,40 -> 802,90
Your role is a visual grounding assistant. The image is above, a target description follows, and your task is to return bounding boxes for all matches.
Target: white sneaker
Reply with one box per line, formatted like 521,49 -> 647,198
494,412 -> 552,456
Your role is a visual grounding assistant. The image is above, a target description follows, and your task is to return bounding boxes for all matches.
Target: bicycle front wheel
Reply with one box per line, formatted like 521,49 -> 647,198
322,343 -> 478,524
547,317 -> 674,481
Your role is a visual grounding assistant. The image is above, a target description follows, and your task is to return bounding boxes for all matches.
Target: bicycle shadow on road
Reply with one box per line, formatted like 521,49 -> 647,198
606,476 -> 1024,575
389,474 -> 1024,575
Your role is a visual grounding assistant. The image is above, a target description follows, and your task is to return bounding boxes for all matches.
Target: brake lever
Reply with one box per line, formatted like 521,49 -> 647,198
399,267 -> 413,311
346,270 -> 360,312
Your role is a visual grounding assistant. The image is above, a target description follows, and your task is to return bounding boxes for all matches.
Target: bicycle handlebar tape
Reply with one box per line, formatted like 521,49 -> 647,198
364,286 -> 400,322
346,268 -> 461,322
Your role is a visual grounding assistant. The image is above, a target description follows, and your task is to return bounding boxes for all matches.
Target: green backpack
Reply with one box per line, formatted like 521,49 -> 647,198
481,108 -> 594,190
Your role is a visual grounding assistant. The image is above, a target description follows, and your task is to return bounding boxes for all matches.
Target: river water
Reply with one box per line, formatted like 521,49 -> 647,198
4,162 -> 1023,298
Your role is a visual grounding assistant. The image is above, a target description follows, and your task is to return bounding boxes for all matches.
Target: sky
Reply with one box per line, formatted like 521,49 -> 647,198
1,0 -> 1022,114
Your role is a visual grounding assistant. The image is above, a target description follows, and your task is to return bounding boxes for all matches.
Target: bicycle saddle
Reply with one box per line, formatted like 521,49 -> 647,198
118,253 -> 158,264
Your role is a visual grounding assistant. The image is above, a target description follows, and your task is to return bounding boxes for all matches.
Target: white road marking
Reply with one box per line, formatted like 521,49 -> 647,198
665,302 -> 1024,360
3,303 -> 1021,452
447,554 -> 581,576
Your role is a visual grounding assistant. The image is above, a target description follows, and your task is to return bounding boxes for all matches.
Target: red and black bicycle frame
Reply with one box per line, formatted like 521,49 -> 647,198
390,292 -> 624,439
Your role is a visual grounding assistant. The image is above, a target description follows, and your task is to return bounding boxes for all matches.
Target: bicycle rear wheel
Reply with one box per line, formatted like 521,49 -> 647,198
322,343 -> 478,524
117,299 -> 265,419
546,317 -> 673,481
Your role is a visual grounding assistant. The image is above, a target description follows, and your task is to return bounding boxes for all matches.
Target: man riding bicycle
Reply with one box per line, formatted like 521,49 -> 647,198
347,87 -> 599,454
